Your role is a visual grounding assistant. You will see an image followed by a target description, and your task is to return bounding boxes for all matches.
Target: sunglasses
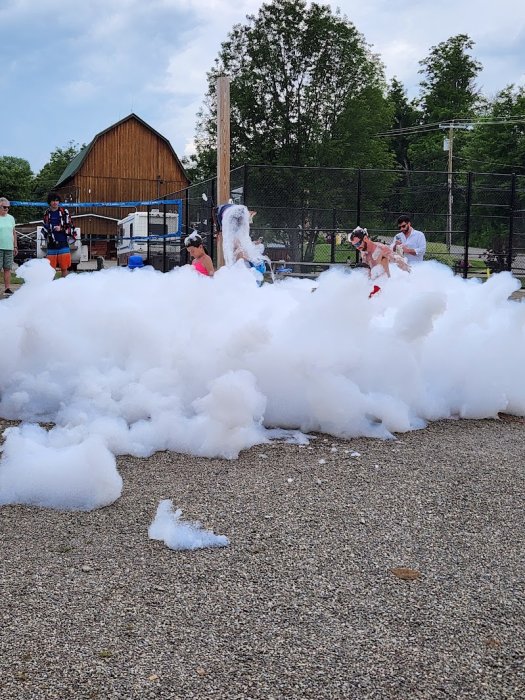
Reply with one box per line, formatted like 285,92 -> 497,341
398,223 -> 408,230
351,240 -> 363,248
1,206 -> 9,210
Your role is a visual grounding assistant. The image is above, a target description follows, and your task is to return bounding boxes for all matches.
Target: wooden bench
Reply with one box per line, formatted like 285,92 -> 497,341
270,260 -> 340,279
270,271 -> 319,279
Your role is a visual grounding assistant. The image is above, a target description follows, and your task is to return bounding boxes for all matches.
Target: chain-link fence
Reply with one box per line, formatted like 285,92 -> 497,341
137,203 -> 184,272
161,165 -> 525,282
10,167 -> 525,280
12,199 -> 185,272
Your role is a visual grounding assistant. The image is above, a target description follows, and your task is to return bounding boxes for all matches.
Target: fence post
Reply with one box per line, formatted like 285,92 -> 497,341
147,205 -> 151,264
243,164 -> 249,206
184,189 -> 189,239
208,179 -> 217,264
507,173 -> 517,271
330,208 -> 336,263
356,169 -> 362,226
162,202 -> 167,273
184,188 -> 190,266
354,169 -> 362,265
463,171 -> 473,279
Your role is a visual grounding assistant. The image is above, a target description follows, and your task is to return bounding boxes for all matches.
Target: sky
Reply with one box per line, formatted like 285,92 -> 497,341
1,0 -> 524,175
1,208 -> 525,517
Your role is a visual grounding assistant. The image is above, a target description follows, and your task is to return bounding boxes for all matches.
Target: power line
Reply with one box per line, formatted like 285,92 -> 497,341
453,155 -> 525,172
377,115 -> 525,138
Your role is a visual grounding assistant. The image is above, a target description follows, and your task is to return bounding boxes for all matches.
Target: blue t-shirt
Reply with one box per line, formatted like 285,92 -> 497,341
44,208 -> 70,251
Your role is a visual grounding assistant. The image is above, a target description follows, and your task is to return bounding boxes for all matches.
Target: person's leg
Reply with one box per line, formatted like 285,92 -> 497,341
47,254 -> 58,276
2,250 -> 13,290
58,252 -> 71,277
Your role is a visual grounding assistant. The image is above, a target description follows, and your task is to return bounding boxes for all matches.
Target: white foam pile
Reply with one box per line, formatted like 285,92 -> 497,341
0,237 -> 524,510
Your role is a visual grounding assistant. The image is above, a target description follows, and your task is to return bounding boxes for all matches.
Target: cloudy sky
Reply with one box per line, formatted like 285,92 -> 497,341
1,0 -> 524,173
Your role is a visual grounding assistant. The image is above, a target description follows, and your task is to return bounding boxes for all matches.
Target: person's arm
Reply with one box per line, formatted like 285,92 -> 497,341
13,224 -> 17,254
391,234 -> 402,251
234,245 -> 248,261
65,208 -> 74,235
42,210 -> 51,234
380,243 -> 394,259
402,231 -> 426,257
412,232 -> 426,258
204,255 -> 215,277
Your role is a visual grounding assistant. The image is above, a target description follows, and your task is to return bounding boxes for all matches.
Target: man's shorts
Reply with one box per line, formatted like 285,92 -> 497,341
0,249 -> 14,270
47,250 -> 71,271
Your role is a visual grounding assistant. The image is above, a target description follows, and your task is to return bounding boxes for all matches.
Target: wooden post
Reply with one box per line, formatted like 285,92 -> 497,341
216,75 -> 230,268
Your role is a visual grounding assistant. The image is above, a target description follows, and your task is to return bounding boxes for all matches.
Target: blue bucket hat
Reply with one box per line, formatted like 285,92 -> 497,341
128,255 -> 145,269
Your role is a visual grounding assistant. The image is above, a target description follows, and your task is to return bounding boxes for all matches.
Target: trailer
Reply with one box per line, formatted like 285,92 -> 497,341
15,227 -> 86,267
116,210 -> 180,266
36,226 -> 85,264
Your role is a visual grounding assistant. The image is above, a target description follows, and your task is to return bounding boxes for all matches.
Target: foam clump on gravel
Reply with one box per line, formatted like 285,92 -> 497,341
0,423 -> 122,510
148,499 -> 230,551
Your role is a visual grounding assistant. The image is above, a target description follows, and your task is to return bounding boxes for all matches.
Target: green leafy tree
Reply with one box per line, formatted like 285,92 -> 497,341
419,34 -> 481,121
386,78 -> 421,173
459,86 -> 525,250
0,156 -> 33,200
194,0 -> 393,175
461,86 -> 525,174
393,34 -> 484,242
410,34 -> 482,172
0,156 -> 34,222
32,142 -> 83,201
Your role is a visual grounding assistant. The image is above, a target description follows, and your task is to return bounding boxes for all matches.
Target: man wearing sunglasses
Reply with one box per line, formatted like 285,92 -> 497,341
391,215 -> 426,263
0,196 -> 17,296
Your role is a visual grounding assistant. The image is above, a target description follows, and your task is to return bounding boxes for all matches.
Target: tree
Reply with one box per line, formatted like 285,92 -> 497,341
193,0 -> 393,176
32,142 -> 83,201
461,86 -> 525,175
386,78 -> 421,173
0,156 -> 33,200
0,156 -> 34,222
419,34 -> 481,122
458,86 -> 525,250
409,34 -> 482,172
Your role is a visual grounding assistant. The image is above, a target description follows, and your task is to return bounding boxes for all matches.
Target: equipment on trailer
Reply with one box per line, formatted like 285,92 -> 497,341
116,210 -> 180,266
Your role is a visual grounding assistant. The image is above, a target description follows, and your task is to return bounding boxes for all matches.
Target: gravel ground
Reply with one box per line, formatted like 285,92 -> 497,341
0,416 -> 524,700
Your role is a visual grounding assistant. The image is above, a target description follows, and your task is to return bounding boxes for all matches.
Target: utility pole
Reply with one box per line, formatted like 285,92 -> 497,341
446,123 -> 453,251
216,75 -> 231,269
440,121 -> 472,252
